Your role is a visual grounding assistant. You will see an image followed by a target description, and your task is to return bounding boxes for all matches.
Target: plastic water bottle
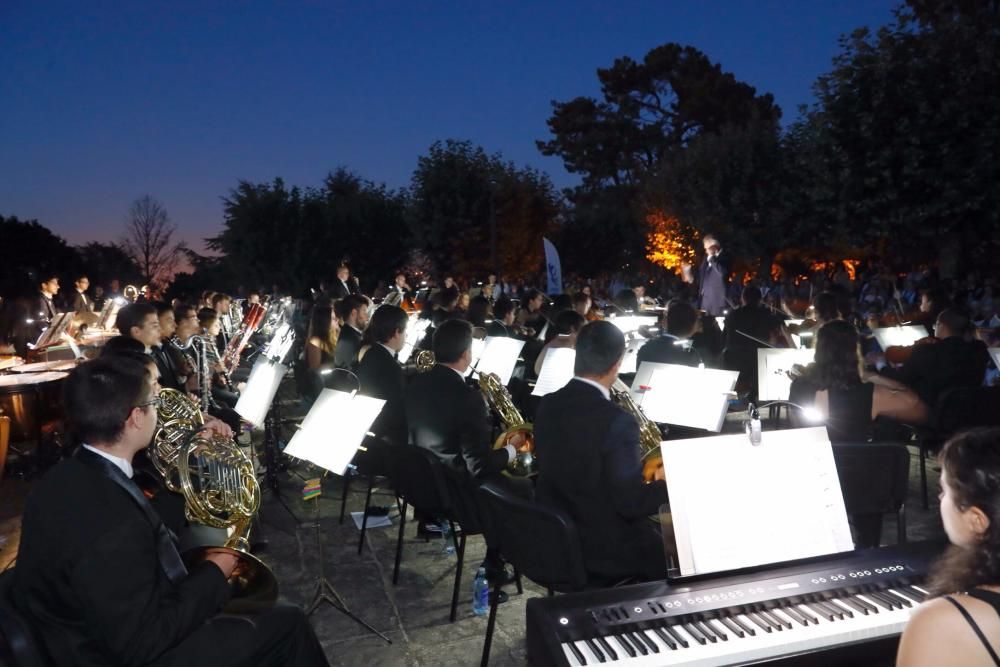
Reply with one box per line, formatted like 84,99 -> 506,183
472,567 -> 490,615
440,521 -> 455,555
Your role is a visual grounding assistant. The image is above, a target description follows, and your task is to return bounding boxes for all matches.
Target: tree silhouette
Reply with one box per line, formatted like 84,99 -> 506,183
122,195 -> 187,287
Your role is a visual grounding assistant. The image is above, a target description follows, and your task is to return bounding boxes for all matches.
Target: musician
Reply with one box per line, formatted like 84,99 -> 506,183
106,278 -> 122,303
330,264 -> 359,299
172,304 -> 242,433
882,308 -> 990,407
150,301 -> 186,392
571,291 -> 591,318
465,295 -> 491,328
636,299 -> 702,368
683,233 -> 731,316
404,319 -> 518,583
533,310 -> 585,376
483,273 -> 501,302
305,305 -> 338,372
485,298 -> 516,337
34,274 -> 59,325
198,309 -> 240,407
897,428 -> 1000,667
515,289 -> 547,337
333,294 -> 369,371
211,293 -> 232,351
534,321 -> 668,581
356,305 -> 408,449
11,357 -> 328,666
383,273 -> 410,307
71,275 -> 93,313
116,303 -> 161,353
632,284 -> 656,310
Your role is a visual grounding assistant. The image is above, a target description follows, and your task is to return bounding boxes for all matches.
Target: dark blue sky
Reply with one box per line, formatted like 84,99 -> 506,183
1,1 -> 898,251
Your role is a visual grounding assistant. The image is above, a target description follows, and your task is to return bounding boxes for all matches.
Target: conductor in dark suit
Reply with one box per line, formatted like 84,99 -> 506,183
683,234 -> 731,317
534,320 -> 668,581
333,294 -> 369,372
357,305 -> 408,449
12,356 -> 328,666
636,299 -> 702,369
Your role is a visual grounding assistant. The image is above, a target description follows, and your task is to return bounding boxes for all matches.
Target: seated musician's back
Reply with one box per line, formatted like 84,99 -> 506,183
534,320 -> 668,582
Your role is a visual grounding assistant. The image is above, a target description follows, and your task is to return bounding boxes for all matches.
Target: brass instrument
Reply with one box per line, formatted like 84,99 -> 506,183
478,371 -> 536,477
414,349 -> 436,372
154,388 -> 277,612
122,284 -> 144,302
611,380 -> 663,482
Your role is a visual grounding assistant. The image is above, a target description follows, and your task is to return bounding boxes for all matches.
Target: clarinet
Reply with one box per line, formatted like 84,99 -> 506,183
170,335 -> 216,413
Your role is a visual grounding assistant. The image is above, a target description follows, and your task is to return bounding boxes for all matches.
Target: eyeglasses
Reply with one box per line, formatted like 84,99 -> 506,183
134,396 -> 163,411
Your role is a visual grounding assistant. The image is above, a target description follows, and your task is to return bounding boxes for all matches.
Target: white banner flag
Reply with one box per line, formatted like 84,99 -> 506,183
543,237 -> 562,296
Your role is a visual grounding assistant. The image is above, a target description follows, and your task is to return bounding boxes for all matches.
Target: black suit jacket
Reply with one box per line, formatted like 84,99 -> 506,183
34,292 -> 57,323
334,325 -> 363,371
330,279 -> 358,300
150,344 -> 185,391
636,335 -> 701,369
12,454 -> 230,666
484,321 -> 511,338
534,379 -> 668,577
888,336 -> 990,407
72,290 -> 92,313
357,344 -> 407,447
405,364 -> 507,478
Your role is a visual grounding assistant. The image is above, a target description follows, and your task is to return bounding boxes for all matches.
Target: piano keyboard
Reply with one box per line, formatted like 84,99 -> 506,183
527,542 -> 942,667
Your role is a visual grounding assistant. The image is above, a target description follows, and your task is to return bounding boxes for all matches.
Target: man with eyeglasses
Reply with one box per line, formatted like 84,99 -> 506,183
12,357 -> 329,666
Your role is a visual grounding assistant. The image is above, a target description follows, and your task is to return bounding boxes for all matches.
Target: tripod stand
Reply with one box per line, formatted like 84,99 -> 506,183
305,493 -> 391,643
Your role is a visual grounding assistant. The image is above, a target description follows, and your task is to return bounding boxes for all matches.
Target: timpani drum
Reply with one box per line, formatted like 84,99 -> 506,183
8,360 -> 79,373
0,371 -> 68,444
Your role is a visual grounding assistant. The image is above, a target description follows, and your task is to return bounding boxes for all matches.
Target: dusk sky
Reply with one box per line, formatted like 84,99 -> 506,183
1,1 -> 898,252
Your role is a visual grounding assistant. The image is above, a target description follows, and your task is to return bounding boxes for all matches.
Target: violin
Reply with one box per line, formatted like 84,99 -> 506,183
884,336 -> 937,367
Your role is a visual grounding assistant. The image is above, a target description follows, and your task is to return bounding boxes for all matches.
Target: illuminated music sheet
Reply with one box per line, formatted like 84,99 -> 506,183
474,336 -> 525,385
989,347 -> 1000,370
463,337 -> 487,378
398,318 -> 431,364
531,347 -> 575,397
872,325 -> 929,351
630,362 -> 738,432
285,389 -> 385,475
756,348 -> 816,401
618,337 -> 651,375
662,427 -> 853,577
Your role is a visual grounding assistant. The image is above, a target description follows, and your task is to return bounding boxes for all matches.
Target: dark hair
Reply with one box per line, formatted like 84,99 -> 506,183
116,303 -> 157,338
309,306 -> 336,349
742,285 -> 762,306
63,357 -> 151,444
368,305 -> 408,344
554,310 -> 586,336
151,300 -> 173,317
551,294 -> 572,313
100,335 -> 147,357
813,291 -> 839,323
614,288 -> 639,313
336,294 -> 368,321
173,303 -> 196,324
937,308 -> 972,337
197,307 -> 218,328
571,292 -> 591,308
803,319 -> 861,390
574,321 -> 625,376
928,428 -> 1000,596
211,293 -> 230,308
433,286 -> 460,309
75,274 -> 89,283
493,297 -> 515,320
523,289 -> 543,306
665,300 -> 698,337
433,319 -> 472,364
466,295 -> 491,327
39,274 -> 58,285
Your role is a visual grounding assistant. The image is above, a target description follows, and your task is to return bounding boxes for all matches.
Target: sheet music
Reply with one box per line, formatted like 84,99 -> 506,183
872,325 -> 928,350
618,337 -> 651,375
285,389 -> 385,475
474,336 -> 525,385
531,347 -> 575,396
663,427 -> 854,577
630,362 -> 738,431
989,347 -> 1000,370
398,318 -> 431,364
463,337 -> 487,378
757,348 -> 816,401
609,314 -> 656,336
235,360 -> 287,427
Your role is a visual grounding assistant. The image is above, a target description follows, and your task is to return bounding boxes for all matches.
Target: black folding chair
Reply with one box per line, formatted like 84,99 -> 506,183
476,481 -> 589,667
832,443 -> 910,547
388,445 -> 481,623
0,569 -> 50,667
917,386 -> 1000,508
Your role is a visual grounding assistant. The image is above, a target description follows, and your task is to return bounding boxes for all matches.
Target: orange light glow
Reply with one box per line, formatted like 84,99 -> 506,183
645,211 -> 696,274
842,259 -> 859,281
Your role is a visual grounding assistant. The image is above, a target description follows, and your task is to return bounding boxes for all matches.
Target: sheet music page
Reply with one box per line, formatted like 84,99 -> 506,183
235,361 -> 287,427
630,362 -> 738,431
618,337 -> 651,375
475,336 -> 526,385
285,389 -> 385,475
872,325 -> 928,350
398,318 -> 431,364
464,337 -> 487,377
663,427 -> 854,576
531,347 -> 576,396
757,348 -> 816,401
989,347 -> 1000,370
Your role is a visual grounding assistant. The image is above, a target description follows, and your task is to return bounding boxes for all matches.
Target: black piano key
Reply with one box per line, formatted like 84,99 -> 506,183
866,590 -> 900,610
614,633 -> 637,658
809,600 -> 842,620
653,626 -> 678,649
627,632 -> 648,656
584,638 -> 606,663
825,598 -> 855,618
662,624 -> 689,648
566,640 -> 587,665
758,608 -> 789,630
705,619 -> 729,641
596,636 -> 617,660
719,615 -> 746,638
694,621 -> 719,643
682,622 -> 709,645
840,596 -> 871,615
794,604 -> 819,624
851,595 -> 880,613
635,630 -> 660,653
894,587 -> 925,604
744,612 -> 773,633
727,614 -> 755,636
904,585 -> 928,602
779,604 -> 810,626
881,589 -> 913,608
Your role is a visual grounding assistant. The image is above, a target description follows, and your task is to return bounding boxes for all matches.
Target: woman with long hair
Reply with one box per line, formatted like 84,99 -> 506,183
898,428 -> 1000,666
305,305 -> 338,372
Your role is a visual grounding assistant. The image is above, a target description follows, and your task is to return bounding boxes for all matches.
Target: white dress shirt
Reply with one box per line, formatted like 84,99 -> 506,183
82,444 -> 135,479
572,376 -> 610,401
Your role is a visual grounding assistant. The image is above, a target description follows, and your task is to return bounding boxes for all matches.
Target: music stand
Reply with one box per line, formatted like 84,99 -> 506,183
630,361 -> 738,432
30,312 -> 72,350
618,337 -> 651,375
872,325 -> 928,351
399,317 -> 431,364
531,347 -> 575,397
474,336 -> 525,385
756,348 -> 815,402
283,388 -> 391,642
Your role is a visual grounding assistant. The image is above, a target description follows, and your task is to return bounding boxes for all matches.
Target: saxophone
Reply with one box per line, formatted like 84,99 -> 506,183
610,379 -> 664,483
